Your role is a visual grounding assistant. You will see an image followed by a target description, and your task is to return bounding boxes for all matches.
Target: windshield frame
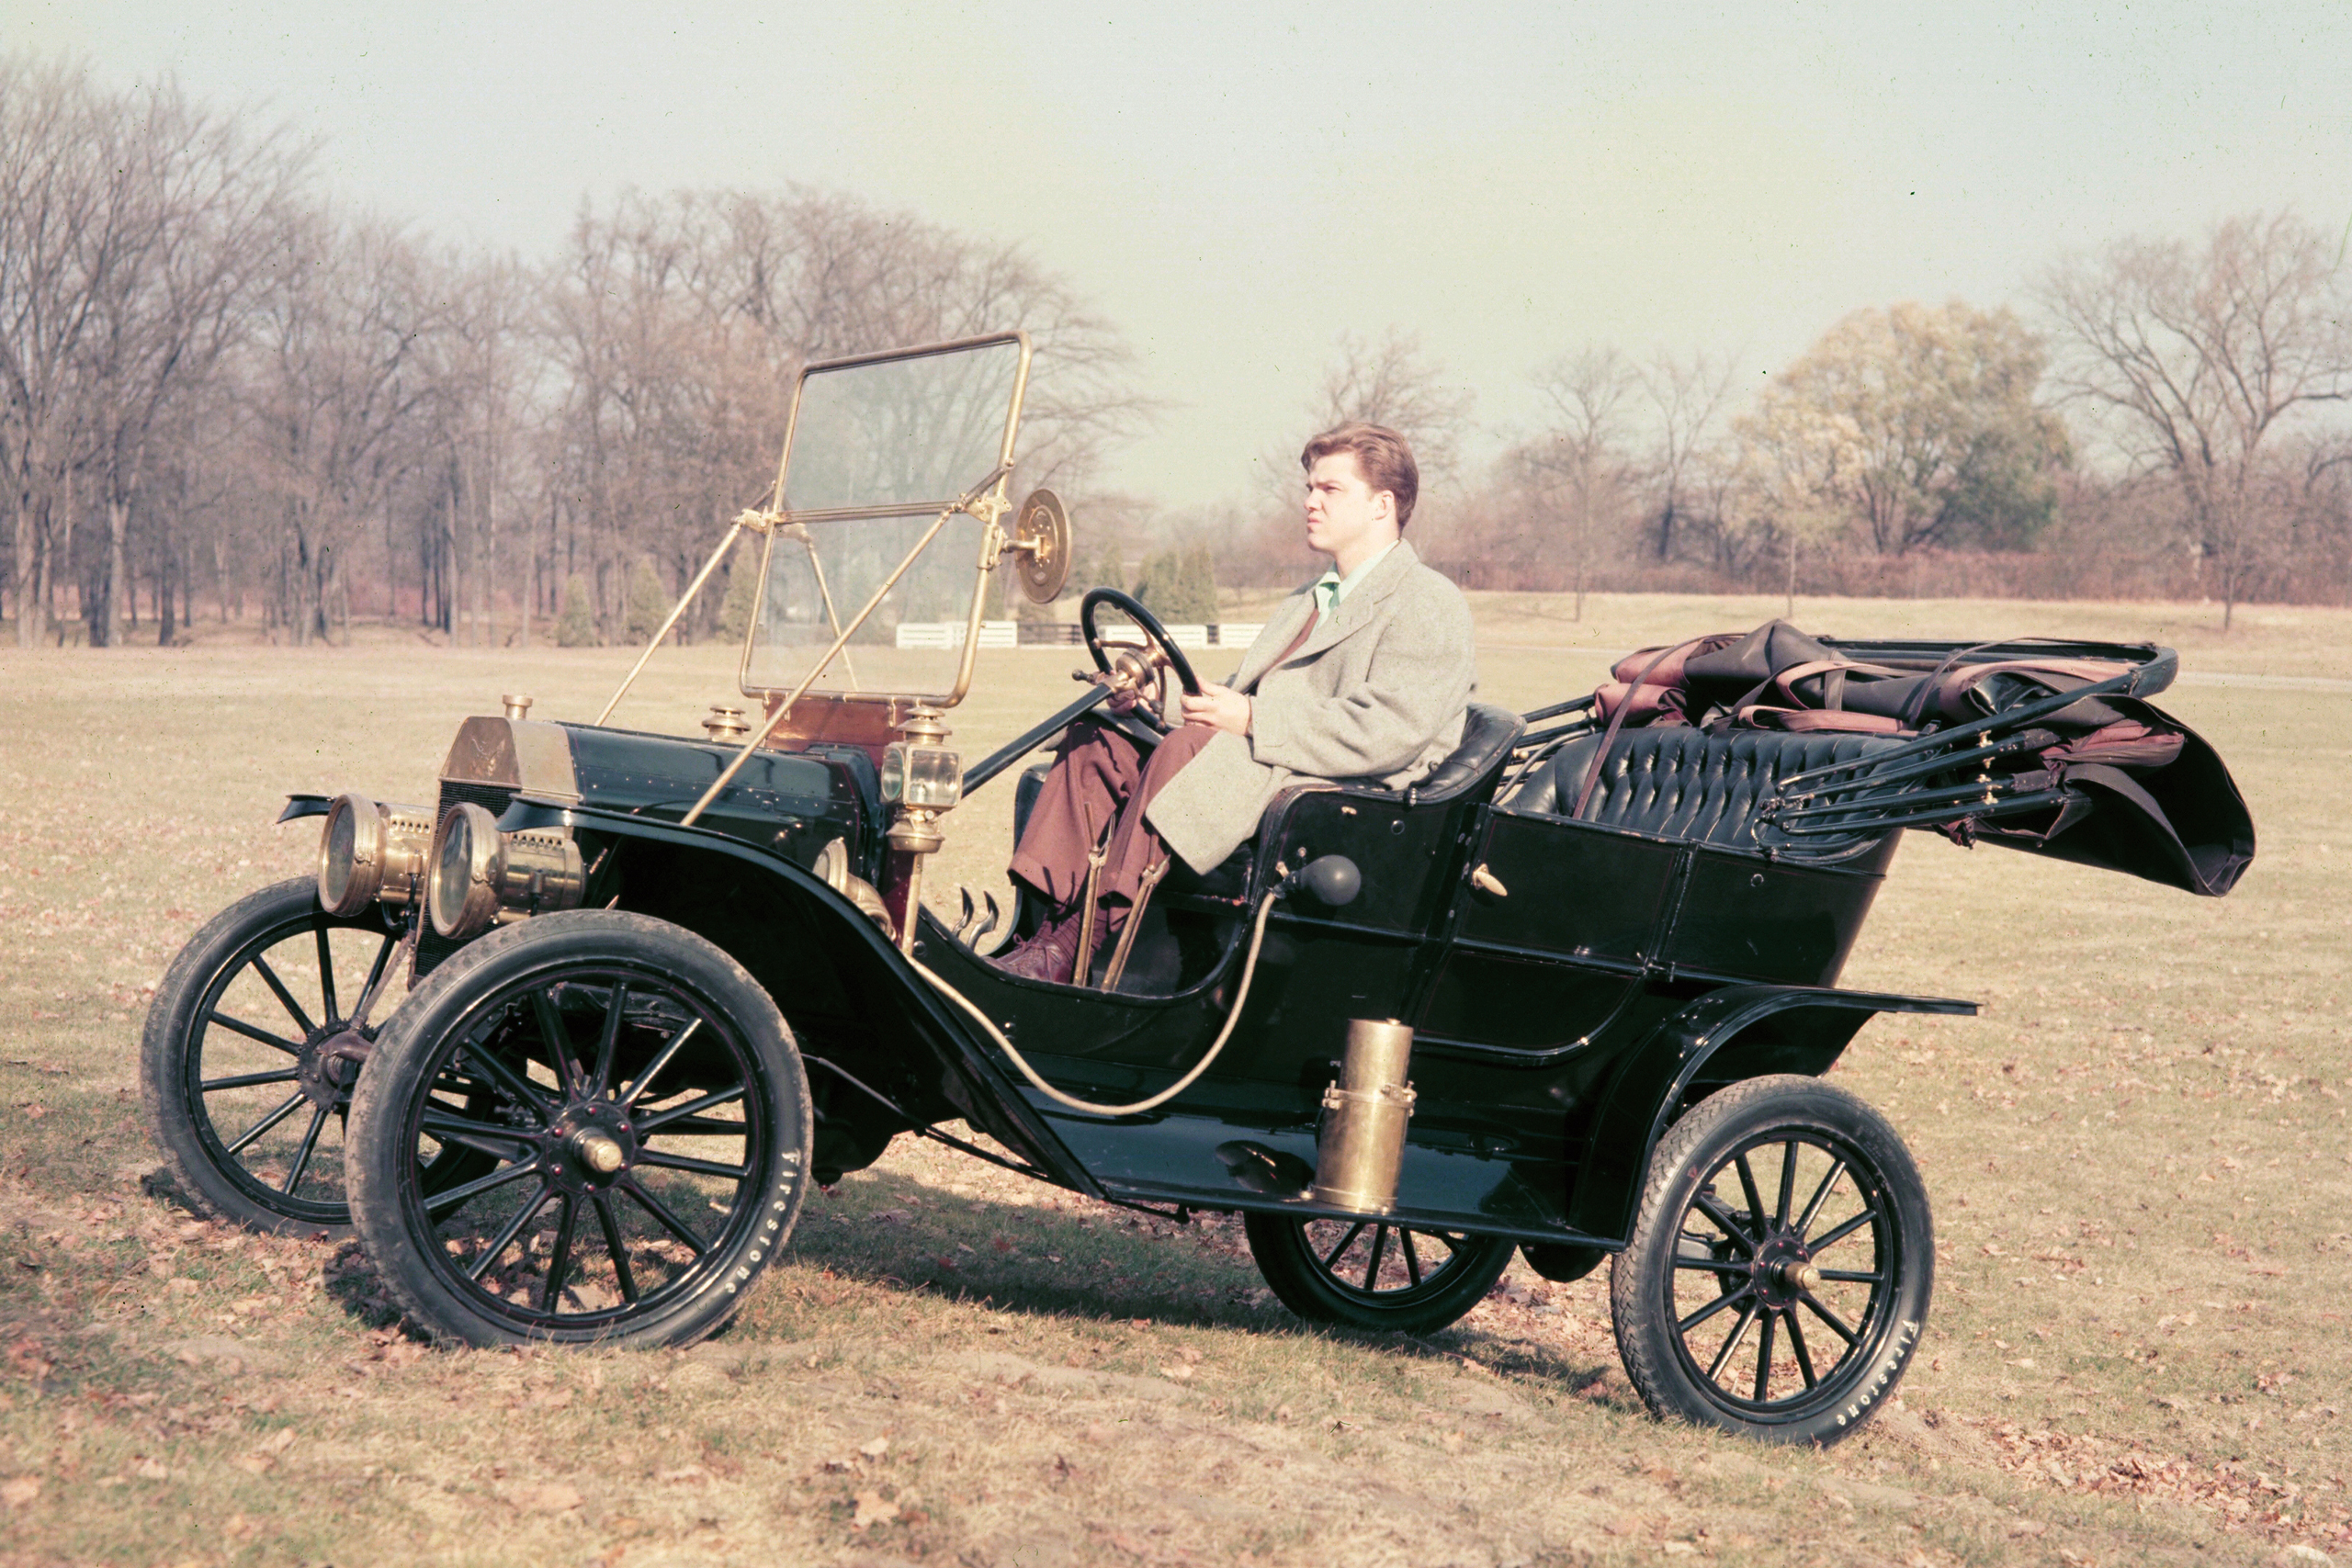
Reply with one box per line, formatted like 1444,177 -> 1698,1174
735,331 -> 1033,716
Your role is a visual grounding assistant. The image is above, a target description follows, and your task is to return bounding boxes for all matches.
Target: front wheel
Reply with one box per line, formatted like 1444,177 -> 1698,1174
1244,1212 -> 1515,1334
1610,1074 -> 1932,1444
140,878 -> 407,1235
345,910 -> 813,1348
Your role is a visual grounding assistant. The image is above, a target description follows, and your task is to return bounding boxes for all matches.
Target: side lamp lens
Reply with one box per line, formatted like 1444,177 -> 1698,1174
902,746 -> 962,808
879,743 -> 907,804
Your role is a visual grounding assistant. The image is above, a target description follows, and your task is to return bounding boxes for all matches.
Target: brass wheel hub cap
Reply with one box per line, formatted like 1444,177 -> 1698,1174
547,1109 -> 635,1191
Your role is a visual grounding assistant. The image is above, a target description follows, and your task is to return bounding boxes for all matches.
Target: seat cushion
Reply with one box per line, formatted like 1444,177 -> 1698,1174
1508,727 -> 1905,848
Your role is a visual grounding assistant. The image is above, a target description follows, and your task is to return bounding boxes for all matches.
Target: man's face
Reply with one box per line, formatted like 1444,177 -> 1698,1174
1302,452 -> 1393,563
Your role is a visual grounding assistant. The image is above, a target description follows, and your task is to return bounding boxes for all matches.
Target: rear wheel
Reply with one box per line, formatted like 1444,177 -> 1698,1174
141,878 -> 407,1235
345,910 -> 812,1348
1610,1074 -> 1932,1444
1243,1212 -> 1515,1334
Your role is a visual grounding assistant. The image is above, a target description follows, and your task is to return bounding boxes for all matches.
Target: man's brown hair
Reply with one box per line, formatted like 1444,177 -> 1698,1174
1301,423 -> 1419,529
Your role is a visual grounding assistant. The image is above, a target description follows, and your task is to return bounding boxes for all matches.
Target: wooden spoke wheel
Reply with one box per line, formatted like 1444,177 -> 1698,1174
141,878 -> 413,1235
345,911 -> 812,1348
1243,1212 -> 1516,1334
1611,1075 -> 1932,1444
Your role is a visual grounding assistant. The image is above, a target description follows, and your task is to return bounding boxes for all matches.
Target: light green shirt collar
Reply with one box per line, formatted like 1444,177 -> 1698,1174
1310,539 -> 1398,617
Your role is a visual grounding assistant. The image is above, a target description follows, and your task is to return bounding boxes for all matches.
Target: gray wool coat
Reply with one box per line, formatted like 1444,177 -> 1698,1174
1145,538 -> 1476,873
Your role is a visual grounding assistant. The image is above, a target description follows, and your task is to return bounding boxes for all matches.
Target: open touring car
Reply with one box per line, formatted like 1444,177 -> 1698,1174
143,333 -> 2255,1443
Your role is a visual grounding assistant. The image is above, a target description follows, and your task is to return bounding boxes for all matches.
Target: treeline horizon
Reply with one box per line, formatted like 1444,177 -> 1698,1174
5,56 -> 2348,652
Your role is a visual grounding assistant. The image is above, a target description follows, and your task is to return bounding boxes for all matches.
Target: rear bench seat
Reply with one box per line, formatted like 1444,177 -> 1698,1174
1505,727 -> 1906,849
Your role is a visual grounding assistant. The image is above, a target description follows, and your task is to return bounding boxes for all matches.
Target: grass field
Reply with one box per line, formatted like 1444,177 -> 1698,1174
1,591 -> 2346,1567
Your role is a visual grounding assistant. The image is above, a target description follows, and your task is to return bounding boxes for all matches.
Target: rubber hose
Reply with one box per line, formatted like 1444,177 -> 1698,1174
909,891 -> 1280,1119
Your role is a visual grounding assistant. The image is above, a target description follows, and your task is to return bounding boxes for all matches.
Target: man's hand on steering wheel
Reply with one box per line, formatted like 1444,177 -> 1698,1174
1180,682 -> 1251,736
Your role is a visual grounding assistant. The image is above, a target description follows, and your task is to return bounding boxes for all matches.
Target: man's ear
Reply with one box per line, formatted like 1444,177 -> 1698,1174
1373,490 -> 1396,526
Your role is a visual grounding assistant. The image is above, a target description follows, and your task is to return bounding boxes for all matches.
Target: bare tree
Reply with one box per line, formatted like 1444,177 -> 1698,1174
1313,327 -> 1476,485
1635,348 -> 1739,561
77,80 -> 300,645
1526,346 -> 1636,619
245,213 -> 444,644
0,59 -> 113,647
2043,211 -> 2352,627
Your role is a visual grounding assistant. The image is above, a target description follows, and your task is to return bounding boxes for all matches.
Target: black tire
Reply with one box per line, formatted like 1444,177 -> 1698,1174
345,910 -> 813,1348
141,878 -> 408,1235
1244,1212 -> 1516,1335
1610,1074 -> 1932,1445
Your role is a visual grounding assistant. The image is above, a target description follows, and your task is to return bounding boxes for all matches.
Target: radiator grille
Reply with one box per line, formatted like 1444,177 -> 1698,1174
412,779 -> 516,978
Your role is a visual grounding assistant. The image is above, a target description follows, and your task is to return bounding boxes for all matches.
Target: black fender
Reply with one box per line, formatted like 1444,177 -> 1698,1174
492,800 -> 1101,1198
1564,983 -> 1974,1245
278,793 -> 334,822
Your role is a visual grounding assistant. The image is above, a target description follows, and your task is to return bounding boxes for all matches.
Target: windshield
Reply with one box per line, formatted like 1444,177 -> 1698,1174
743,335 -> 1028,700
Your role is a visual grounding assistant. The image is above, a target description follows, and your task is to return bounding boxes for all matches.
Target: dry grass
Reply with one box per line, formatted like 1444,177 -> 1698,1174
1,591 -> 2346,1566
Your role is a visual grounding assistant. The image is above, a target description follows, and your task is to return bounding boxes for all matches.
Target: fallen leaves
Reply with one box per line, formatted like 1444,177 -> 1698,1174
0,1475 -> 40,1509
234,1426 -> 298,1474
511,1482 -> 582,1514
850,1489 -> 899,1530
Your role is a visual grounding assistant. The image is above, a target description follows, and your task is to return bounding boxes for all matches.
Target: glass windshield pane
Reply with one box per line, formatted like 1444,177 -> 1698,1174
743,337 -> 1026,697
781,339 -> 1023,514
743,510 -> 989,696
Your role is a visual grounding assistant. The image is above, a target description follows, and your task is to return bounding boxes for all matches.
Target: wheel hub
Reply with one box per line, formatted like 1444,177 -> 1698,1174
1752,1235 -> 1818,1310
295,1023 -> 373,1109
546,1105 -> 635,1193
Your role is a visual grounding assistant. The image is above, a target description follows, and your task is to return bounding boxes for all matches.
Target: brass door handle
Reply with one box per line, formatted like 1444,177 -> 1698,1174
1469,863 -> 1508,897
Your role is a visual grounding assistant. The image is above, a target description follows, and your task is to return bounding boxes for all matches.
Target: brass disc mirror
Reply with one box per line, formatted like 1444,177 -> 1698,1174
1011,488 -> 1071,604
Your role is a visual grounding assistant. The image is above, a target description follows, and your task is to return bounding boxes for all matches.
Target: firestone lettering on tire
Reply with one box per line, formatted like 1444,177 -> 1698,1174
1836,1319 -> 1922,1427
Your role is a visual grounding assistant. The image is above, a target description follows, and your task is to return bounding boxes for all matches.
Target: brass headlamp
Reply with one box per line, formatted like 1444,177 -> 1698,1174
425,802 -> 587,941
317,794 -> 435,916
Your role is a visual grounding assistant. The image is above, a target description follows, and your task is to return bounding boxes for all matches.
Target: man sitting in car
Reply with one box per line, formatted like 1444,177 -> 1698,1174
995,422 -> 1477,984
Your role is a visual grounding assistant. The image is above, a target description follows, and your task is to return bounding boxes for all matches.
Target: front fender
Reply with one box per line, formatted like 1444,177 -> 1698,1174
277,793 -> 334,823
507,802 -> 1099,1197
1564,984 -> 1974,1244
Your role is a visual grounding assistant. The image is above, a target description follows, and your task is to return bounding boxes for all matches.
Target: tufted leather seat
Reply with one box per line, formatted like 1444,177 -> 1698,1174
1506,727 -> 1905,848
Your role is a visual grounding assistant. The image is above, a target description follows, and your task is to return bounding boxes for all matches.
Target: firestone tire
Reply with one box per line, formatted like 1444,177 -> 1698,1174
1610,1074 -> 1932,1445
140,877 -> 404,1235
345,910 -> 812,1348
1243,1212 -> 1516,1335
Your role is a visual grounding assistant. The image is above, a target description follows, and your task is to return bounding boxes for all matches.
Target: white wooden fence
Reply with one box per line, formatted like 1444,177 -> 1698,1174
894,621 -> 1267,650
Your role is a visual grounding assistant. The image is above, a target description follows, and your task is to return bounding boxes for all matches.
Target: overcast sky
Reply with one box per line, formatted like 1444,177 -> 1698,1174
13,3 -> 2352,509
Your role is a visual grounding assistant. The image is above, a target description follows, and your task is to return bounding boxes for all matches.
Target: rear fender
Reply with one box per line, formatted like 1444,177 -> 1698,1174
1564,984 -> 1974,1244
505,803 -> 1096,1194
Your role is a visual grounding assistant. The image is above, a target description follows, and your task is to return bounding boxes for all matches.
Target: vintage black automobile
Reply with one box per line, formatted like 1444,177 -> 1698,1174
143,333 -> 2255,1444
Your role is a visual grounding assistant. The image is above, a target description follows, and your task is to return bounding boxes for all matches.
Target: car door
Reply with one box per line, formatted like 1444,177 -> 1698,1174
1414,806 -> 1682,1057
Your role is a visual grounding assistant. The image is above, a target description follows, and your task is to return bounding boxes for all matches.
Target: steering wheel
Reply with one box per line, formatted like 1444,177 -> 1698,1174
1080,589 -> 1202,733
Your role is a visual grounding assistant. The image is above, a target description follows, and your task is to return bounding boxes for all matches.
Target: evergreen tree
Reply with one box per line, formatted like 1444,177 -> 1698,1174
624,558 -> 670,643
555,576 -> 596,648
1134,547 -> 1216,622
1184,543 -> 1220,622
718,559 -> 760,640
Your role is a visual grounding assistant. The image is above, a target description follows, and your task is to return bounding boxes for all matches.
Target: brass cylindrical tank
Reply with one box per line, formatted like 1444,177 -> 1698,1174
1311,1019 -> 1417,1213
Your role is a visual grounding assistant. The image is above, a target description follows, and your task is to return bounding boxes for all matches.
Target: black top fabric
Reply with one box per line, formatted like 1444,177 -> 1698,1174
1507,727 -> 1905,848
